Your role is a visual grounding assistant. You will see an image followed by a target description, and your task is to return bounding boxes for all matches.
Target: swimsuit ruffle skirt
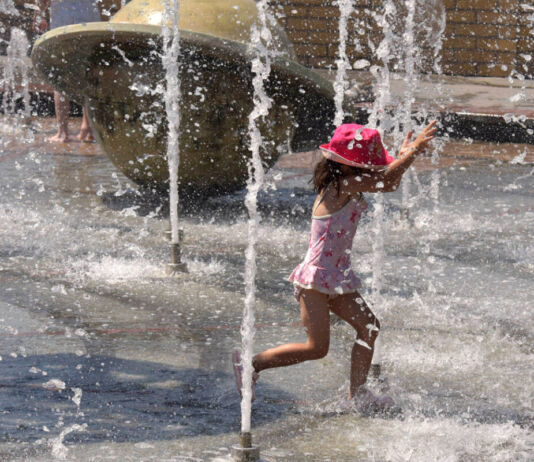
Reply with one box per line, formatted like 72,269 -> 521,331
289,193 -> 368,299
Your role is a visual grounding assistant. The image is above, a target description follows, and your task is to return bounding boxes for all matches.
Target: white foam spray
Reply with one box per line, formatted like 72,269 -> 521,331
399,0 -> 417,211
161,0 -> 181,244
509,4 -> 533,104
0,0 -> 18,16
428,0 -> 446,207
50,423 -> 87,459
367,0 -> 397,313
333,0 -> 355,126
71,387 -> 83,414
1,28 -> 31,140
240,0 -> 273,434
366,0 -> 448,363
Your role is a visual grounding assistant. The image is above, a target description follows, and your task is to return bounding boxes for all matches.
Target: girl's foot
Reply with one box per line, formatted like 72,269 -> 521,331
232,349 -> 259,401
352,386 -> 395,414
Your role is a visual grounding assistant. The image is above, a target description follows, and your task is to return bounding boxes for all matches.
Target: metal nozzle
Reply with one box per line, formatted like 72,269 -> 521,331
165,228 -> 187,274
370,363 -> 381,379
231,432 -> 260,462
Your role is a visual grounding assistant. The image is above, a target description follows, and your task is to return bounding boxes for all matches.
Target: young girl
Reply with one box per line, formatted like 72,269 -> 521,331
234,120 -> 438,412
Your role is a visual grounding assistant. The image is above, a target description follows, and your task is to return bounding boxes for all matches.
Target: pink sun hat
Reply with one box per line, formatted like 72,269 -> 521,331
320,124 -> 394,169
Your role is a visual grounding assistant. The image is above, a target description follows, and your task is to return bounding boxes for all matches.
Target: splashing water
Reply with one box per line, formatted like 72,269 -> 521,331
333,0 -> 354,126
161,0 -> 181,244
1,28 -> 32,142
71,387 -> 82,414
1,1 -> 533,460
240,0 -> 273,434
0,0 -> 18,16
367,0 -> 396,312
50,423 -> 87,459
509,4 -> 533,104
366,0 -> 448,364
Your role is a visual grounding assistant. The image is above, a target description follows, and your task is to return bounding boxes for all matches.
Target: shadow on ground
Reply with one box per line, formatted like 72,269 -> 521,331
100,186 -> 317,225
0,353 -> 294,445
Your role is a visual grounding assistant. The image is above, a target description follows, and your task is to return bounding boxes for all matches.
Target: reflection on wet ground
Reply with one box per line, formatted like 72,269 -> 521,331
4,117 -> 534,169
1,116 -> 533,461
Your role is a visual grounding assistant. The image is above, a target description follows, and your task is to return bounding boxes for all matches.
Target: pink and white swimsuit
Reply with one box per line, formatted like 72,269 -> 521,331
289,189 -> 368,300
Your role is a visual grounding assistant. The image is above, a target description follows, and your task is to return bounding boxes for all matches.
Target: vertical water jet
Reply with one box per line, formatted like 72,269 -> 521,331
234,0 -> 273,459
333,0 -> 354,126
161,0 -> 187,273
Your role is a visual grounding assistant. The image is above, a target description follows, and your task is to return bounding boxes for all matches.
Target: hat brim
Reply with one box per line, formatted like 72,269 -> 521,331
320,145 -> 394,171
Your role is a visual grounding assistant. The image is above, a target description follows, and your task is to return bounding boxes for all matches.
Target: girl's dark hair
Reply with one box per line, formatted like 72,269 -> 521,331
312,158 -> 365,194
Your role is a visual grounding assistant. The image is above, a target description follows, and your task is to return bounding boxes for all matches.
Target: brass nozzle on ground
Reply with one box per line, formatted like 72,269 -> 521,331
370,363 -> 381,379
165,228 -> 187,274
231,432 -> 260,462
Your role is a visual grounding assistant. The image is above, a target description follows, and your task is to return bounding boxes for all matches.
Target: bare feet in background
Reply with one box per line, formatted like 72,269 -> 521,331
47,130 -> 70,143
77,127 -> 95,143
77,108 -> 95,143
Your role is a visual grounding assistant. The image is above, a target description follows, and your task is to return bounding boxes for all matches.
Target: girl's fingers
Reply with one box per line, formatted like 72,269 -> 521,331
404,130 -> 414,142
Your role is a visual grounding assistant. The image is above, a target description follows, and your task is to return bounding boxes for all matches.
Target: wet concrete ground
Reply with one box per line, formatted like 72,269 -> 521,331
1,117 -> 533,461
5,117 -> 534,171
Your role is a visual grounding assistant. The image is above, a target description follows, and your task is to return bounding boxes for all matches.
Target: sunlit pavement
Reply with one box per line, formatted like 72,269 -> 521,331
1,113 -> 533,460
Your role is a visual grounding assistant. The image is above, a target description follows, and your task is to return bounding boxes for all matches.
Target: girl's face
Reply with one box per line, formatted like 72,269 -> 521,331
340,164 -> 354,176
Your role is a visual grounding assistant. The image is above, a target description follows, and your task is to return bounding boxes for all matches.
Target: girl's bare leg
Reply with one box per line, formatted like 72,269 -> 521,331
77,107 -> 95,142
48,91 -> 70,143
330,290 -> 380,399
253,289 -> 330,372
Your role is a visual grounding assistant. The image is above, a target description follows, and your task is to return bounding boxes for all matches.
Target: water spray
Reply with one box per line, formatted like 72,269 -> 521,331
232,0 -> 274,460
161,0 -> 186,274
367,0 -> 397,378
2,28 -> 31,129
333,0 -> 354,126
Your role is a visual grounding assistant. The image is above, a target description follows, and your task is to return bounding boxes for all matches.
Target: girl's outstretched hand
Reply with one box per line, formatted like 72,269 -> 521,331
399,120 -> 438,158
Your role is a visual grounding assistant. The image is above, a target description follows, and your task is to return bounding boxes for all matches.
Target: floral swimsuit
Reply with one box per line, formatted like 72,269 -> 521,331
289,187 -> 368,301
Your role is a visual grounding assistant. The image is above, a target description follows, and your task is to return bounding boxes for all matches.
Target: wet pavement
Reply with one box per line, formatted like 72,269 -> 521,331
1,117 -> 533,461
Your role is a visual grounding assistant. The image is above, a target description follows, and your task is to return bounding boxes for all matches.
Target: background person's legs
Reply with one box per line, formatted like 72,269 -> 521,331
77,107 -> 94,142
48,91 -> 70,143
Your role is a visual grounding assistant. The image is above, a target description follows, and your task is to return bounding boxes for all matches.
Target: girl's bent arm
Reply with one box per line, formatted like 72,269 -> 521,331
341,120 -> 438,194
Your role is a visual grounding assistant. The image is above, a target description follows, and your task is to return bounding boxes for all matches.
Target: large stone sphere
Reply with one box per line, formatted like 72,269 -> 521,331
32,0 -> 335,195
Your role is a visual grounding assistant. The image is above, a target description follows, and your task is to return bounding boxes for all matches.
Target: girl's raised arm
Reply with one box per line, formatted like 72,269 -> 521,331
341,120 -> 438,194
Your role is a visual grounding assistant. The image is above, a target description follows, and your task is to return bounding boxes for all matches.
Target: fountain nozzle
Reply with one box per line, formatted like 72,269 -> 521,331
370,363 -> 381,379
165,229 -> 188,274
231,432 -> 260,462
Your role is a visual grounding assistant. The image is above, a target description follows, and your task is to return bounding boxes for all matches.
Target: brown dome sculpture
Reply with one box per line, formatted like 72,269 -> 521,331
32,0 -> 336,195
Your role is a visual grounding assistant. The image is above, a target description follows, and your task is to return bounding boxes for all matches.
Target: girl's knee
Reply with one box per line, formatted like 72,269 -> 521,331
373,316 -> 381,333
359,316 -> 380,346
306,342 -> 329,360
